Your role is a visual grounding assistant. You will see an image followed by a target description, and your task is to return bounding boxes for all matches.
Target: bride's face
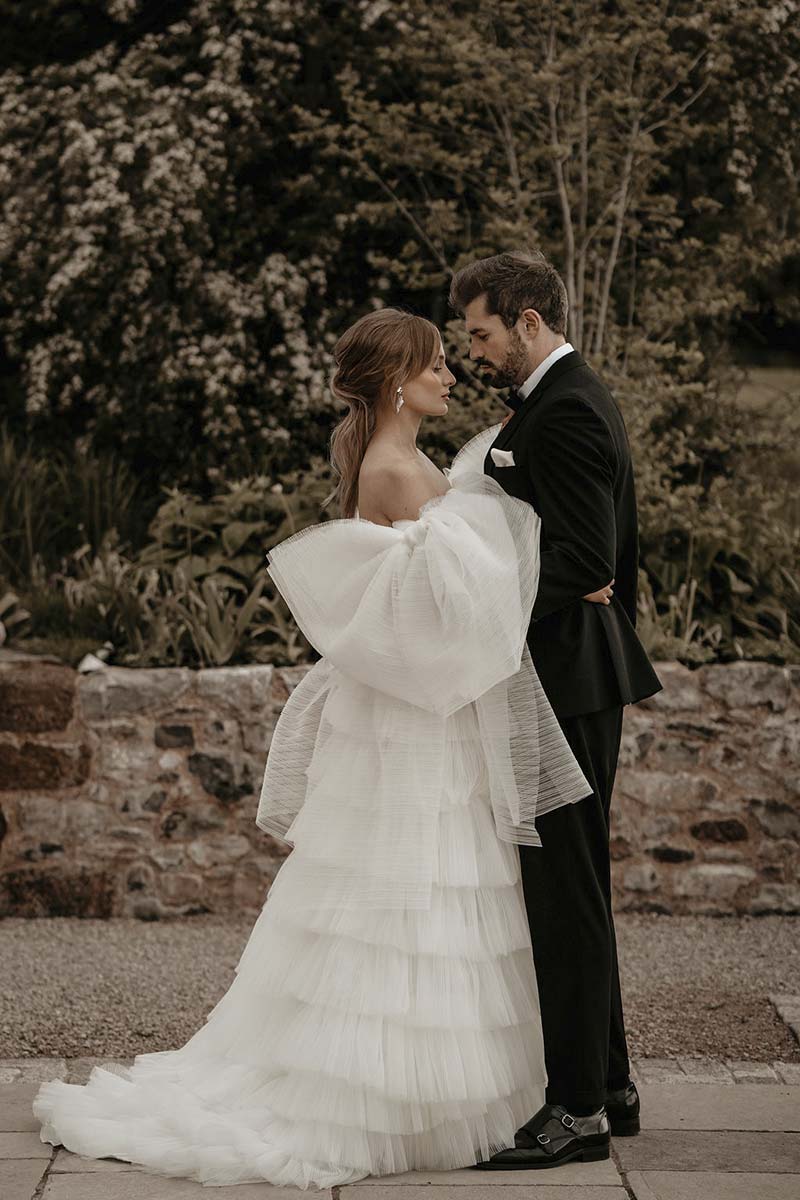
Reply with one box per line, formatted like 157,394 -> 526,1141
401,344 -> 456,416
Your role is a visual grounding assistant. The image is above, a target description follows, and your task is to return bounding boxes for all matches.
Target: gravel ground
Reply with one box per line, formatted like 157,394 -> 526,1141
1,914 -> 798,1061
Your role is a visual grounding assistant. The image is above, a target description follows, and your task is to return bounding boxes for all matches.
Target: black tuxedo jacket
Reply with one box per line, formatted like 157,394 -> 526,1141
484,350 -> 662,718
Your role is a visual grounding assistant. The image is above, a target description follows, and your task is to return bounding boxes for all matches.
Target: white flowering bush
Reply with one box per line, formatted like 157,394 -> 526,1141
0,0 -> 335,486
1,0 -> 798,664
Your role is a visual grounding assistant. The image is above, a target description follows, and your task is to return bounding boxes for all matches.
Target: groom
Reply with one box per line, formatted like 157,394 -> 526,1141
450,250 -> 662,1169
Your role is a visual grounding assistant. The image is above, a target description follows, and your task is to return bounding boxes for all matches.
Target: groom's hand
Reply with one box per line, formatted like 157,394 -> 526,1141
584,580 -> 615,605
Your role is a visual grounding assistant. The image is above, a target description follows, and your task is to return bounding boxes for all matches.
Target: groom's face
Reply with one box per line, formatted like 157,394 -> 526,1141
464,295 -> 530,390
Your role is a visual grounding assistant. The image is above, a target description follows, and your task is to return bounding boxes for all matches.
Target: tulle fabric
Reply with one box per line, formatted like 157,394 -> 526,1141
33,423 -> 583,1188
34,704 -> 545,1189
258,423 -> 590,909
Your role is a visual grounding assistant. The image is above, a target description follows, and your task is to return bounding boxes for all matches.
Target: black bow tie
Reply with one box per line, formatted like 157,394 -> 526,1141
505,388 -> 526,413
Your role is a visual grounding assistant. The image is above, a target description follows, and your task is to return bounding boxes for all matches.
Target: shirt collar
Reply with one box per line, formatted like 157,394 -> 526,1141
517,342 -> 574,402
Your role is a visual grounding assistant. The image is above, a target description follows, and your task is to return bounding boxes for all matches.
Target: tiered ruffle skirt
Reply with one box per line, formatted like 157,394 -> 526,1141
34,702 -> 545,1188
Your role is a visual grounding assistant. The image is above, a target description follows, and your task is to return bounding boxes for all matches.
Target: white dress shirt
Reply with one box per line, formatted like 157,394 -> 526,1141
518,342 -> 575,401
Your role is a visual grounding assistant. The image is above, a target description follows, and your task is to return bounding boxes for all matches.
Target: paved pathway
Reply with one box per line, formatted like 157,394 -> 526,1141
1,1059 -> 799,1199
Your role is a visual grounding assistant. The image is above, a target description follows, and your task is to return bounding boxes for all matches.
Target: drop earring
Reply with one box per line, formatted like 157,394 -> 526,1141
395,385 -> 404,413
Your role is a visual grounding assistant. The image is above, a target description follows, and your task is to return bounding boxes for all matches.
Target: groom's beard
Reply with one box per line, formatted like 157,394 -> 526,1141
476,328 -> 529,390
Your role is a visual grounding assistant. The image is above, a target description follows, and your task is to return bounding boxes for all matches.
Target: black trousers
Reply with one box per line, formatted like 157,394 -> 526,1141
519,704 -> 630,1111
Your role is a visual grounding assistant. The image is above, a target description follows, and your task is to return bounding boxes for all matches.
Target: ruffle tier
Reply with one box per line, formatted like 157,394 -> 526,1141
34,714 -> 544,1189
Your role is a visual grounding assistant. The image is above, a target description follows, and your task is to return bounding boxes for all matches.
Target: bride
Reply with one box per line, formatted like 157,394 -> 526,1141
33,307 -> 594,1189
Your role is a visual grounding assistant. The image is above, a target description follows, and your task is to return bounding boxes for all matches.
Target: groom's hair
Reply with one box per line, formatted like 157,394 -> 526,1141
449,250 -> 568,335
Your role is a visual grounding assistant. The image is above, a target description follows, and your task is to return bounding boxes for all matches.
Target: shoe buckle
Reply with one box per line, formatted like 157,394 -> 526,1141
561,1112 -> 576,1129
536,1133 -> 551,1145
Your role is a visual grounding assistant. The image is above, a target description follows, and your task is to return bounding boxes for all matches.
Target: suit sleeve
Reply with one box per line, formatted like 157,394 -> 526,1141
527,396 -> 617,621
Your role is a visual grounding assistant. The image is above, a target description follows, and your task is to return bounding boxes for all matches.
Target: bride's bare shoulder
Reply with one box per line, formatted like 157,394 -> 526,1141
358,447 -> 443,525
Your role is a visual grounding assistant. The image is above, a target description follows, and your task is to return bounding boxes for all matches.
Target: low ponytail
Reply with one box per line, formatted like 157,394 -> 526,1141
325,308 -> 440,518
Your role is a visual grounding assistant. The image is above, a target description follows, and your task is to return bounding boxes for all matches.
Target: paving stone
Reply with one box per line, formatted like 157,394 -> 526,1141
350,1159 -> 623,1184
0,1068 -> 21,1084
774,1061 -> 800,1085
0,1084 -> 38,1104
64,1057 -> 132,1084
0,1089 -> 39,1132
0,1130 -> 51,1158
771,994 -> 800,1021
677,1057 -> 734,1084
627,1170 -> 800,1199
633,1059 -> 685,1083
0,1059 -> 67,1084
52,1148 -> 143,1174
42,1172 -> 300,1197
342,1189 -> 628,1200
639,1082 -> 800,1131
0,1158 -> 49,1200
615,1129 -> 800,1172
725,1060 -> 779,1084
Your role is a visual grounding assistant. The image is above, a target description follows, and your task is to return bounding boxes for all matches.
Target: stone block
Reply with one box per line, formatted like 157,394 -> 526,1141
650,739 -> 701,769
673,864 -> 756,903
627,1172 -> 800,1200
187,835 -> 251,868
623,863 -> 659,892
774,1062 -> 800,1085
0,1131 -> 51,1158
42,1172 -> 302,1197
751,884 -> 800,914
0,1158 -> 50,1198
690,818 -> 749,843
702,661 -> 792,712
196,716 -> 242,750
350,1160 -> 623,1184
0,1060 -> 66,1084
52,1148 -> 142,1174
615,1129 -> 800,1172
638,1081 -> 800,1130
154,724 -> 194,749
343,1189 -> 627,1200
62,800 -> 107,838
158,872 -> 204,905
0,663 -> 75,732
648,845 -> 694,863
95,738 -> 158,779
125,862 -> 155,894
677,1057 -> 734,1083
187,753 -> 253,805
79,668 -> 192,721
0,867 -> 115,918
638,812 -> 682,840
750,799 -> 800,841
0,742 -> 90,791
617,769 -> 719,812
13,795 -> 66,836
273,665 -> 310,700
633,1059 -> 684,1084
640,663 -> 705,711
725,1061 -> 779,1084
195,665 -> 274,714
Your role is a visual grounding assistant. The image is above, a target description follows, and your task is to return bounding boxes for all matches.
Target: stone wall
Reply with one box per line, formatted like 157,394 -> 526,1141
0,656 -> 797,918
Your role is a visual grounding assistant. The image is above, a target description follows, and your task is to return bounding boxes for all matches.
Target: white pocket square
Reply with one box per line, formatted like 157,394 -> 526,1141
490,447 -> 515,467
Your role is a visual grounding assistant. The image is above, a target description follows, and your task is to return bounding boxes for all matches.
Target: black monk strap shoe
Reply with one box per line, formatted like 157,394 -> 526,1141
473,1103 -> 610,1169
606,1080 -> 641,1136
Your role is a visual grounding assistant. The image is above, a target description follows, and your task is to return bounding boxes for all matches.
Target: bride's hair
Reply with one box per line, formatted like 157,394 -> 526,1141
327,307 -> 440,518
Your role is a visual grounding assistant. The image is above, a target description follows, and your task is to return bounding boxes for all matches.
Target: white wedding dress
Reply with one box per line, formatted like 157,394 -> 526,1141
33,425 -> 589,1189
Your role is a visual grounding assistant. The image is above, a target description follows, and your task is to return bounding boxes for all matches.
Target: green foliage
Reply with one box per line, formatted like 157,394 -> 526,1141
0,591 -> 31,645
1,0 -> 799,666
15,461 -> 334,667
0,425 -> 145,584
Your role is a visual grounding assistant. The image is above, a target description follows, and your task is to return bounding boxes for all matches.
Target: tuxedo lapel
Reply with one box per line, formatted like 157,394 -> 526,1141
488,351 -> 586,456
